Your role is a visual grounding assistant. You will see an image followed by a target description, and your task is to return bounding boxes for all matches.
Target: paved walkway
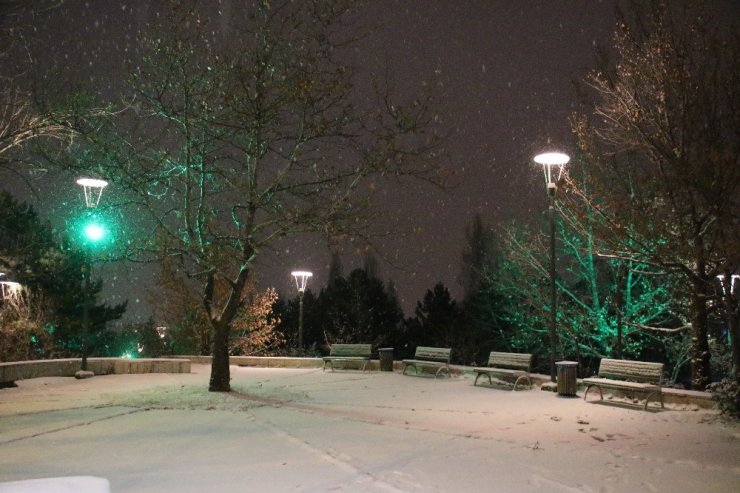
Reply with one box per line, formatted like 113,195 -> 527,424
0,365 -> 738,492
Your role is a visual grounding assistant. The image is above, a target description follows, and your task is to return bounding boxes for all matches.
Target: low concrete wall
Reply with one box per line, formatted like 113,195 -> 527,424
0,358 -> 190,384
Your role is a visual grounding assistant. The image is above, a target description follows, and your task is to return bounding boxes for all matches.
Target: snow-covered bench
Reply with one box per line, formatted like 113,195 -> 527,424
583,358 -> 664,410
401,346 -> 451,378
322,344 -> 372,372
473,351 -> 533,390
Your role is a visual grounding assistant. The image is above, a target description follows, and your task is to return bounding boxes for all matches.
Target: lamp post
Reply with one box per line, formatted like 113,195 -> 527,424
76,177 -> 109,373
291,270 -> 313,350
0,280 -> 24,311
717,274 -> 740,296
534,151 -> 569,382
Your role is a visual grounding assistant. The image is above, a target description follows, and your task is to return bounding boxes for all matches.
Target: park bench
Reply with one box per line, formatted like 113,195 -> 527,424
401,346 -> 451,378
583,358 -> 664,410
322,343 -> 372,372
473,351 -> 533,390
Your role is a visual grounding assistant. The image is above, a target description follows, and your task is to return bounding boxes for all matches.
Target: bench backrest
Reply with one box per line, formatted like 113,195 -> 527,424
487,351 -> 532,371
414,346 -> 451,363
597,358 -> 663,384
329,344 -> 372,358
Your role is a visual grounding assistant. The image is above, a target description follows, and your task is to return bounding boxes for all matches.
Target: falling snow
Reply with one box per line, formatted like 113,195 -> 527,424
7,0 -> 623,320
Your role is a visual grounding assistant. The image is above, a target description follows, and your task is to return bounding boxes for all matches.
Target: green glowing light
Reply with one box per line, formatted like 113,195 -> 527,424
84,223 -> 105,242
73,211 -> 114,248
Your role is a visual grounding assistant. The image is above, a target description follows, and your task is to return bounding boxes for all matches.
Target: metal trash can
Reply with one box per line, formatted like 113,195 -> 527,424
556,361 -> 579,396
378,347 -> 394,372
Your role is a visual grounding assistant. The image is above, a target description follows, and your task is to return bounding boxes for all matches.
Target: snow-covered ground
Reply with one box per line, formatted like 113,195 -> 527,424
1,364 -> 738,492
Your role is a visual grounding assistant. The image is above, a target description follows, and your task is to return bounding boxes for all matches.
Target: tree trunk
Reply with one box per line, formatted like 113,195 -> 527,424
728,303 -> 740,384
209,320 -> 231,392
690,283 -> 711,390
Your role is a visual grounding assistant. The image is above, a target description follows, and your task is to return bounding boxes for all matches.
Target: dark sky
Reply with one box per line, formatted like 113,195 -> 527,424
6,0 -> 623,320
270,0 -> 619,311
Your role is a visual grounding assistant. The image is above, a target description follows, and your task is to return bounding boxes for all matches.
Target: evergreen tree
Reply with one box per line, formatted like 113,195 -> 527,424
458,214 -> 512,363
405,282 -> 478,364
0,191 -> 126,360
316,267 -> 403,349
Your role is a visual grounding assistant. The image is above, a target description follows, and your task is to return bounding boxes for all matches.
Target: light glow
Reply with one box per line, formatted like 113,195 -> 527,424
291,270 -> 313,293
84,223 -> 105,242
534,152 -> 570,187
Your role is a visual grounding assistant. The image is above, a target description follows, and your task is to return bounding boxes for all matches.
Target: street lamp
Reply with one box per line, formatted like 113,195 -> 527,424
534,151 -> 569,382
291,270 -> 313,350
717,274 -> 740,296
76,177 -> 109,373
0,280 -> 24,311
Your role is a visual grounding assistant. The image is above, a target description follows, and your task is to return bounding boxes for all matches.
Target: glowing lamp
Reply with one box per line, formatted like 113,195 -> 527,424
84,223 -> 105,242
534,152 -> 570,194
291,271 -> 313,293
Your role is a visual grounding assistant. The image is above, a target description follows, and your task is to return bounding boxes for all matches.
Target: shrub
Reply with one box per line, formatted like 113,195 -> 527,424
708,378 -> 740,419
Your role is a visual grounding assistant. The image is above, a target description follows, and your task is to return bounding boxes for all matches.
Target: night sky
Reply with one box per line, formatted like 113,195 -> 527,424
6,1 -> 626,320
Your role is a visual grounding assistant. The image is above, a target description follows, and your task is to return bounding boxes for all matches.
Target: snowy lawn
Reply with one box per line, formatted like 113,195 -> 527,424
0,364 -> 737,492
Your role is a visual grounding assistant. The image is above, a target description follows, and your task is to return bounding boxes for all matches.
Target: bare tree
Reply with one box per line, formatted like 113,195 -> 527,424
567,1 -> 740,389
54,1 -> 443,391
0,1 -> 74,182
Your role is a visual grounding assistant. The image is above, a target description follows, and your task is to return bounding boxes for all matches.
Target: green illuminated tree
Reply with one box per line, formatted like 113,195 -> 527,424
51,1 -> 442,391
568,2 -> 740,388
487,212 -> 682,377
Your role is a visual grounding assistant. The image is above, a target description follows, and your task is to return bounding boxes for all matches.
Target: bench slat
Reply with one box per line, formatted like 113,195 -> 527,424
413,347 -> 451,362
401,346 -> 451,378
474,351 -> 533,390
328,344 -> 372,358
487,352 -> 531,371
584,358 -> 665,410
323,344 -> 372,372
598,358 -> 663,384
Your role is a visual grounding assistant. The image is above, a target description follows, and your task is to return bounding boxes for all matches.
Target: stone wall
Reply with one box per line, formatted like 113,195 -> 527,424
0,358 -> 190,384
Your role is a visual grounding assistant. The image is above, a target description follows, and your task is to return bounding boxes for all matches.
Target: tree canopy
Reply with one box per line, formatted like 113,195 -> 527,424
42,1 -> 443,391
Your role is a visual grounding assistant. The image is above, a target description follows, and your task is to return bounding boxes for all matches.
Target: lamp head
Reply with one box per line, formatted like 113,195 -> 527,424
76,177 -> 109,208
291,270 -> 313,293
534,152 -> 570,188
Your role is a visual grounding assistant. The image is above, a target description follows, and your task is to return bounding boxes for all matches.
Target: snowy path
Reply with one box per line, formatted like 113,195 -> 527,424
0,365 -> 738,492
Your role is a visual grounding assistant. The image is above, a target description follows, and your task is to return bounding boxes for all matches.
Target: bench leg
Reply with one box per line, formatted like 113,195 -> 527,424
643,391 -> 664,411
512,375 -> 531,391
583,384 -> 602,402
435,366 -> 449,378
474,372 -> 492,387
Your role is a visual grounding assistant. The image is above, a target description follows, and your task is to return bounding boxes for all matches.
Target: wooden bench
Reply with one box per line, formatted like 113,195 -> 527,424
473,351 -> 533,390
401,346 -> 451,378
322,344 -> 372,372
583,358 -> 664,410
